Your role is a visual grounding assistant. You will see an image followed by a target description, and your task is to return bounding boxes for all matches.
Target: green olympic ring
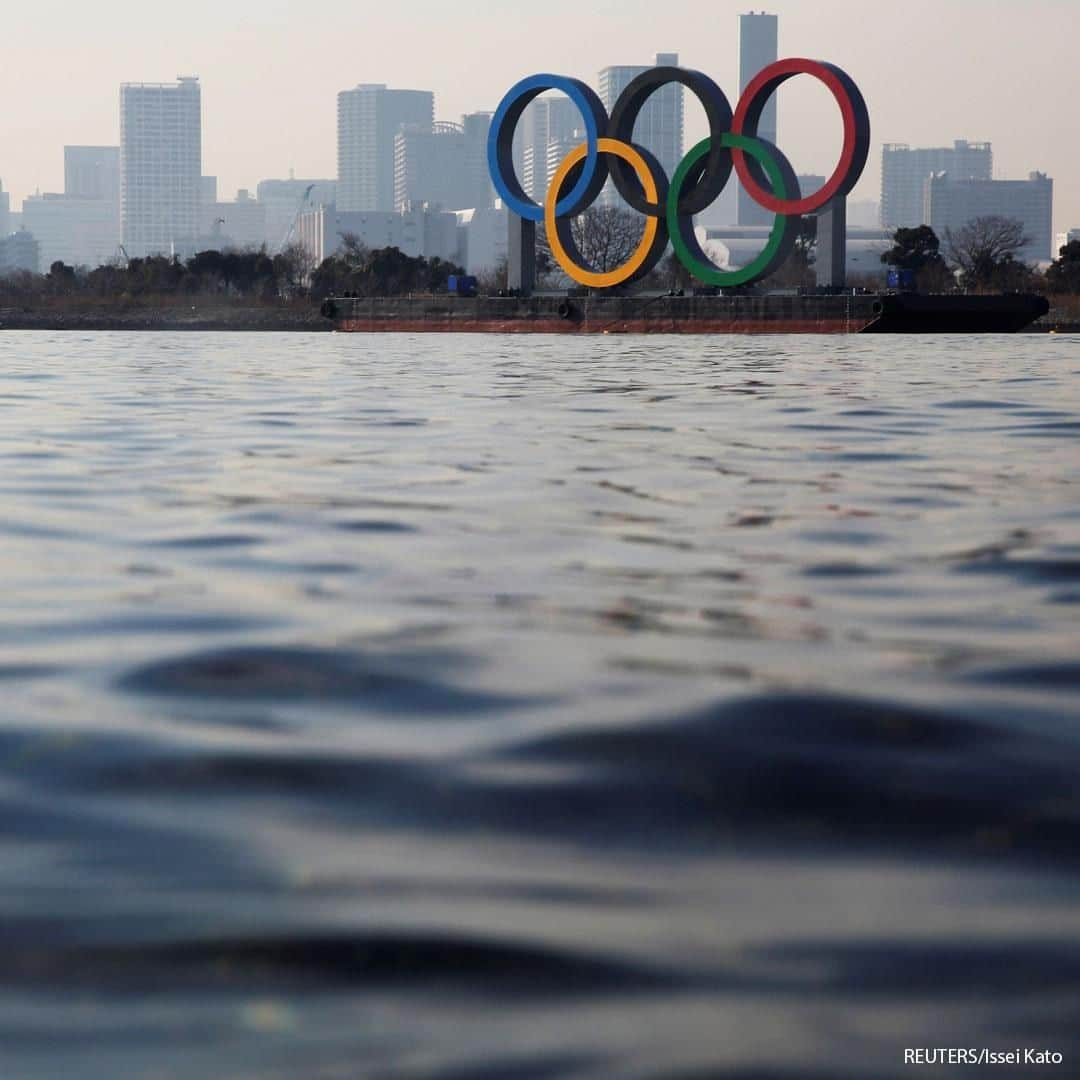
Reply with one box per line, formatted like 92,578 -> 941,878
667,132 -> 800,288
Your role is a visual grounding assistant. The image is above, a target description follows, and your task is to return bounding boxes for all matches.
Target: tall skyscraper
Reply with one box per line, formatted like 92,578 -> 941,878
0,181 -> 9,238
881,141 -> 993,228
738,12 -> 778,225
120,76 -> 202,257
337,85 -> 434,212
598,53 -> 684,207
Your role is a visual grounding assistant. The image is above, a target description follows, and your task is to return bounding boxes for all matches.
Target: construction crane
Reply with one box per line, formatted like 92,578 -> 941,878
281,183 -> 315,251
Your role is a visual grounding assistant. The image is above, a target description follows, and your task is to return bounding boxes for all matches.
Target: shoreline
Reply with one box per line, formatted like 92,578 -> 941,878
0,307 -> 331,332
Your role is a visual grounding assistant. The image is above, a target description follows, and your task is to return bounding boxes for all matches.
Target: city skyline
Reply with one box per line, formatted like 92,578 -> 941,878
0,0 -> 1076,239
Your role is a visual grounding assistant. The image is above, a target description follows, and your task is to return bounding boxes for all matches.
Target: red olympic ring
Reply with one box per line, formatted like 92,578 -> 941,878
731,57 -> 869,216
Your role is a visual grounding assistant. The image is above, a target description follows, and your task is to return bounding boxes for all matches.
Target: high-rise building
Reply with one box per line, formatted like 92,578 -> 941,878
522,95 -> 587,203
597,53 -> 684,207
881,141 -> 992,228
0,180 -> 9,238
461,112 -> 495,212
738,12 -> 778,225
337,85 -> 434,212
545,131 -> 587,201
925,171 -> 1053,263
120,76 -> 202,257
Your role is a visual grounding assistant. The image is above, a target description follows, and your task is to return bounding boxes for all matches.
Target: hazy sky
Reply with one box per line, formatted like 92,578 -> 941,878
1,0 -> 1076,237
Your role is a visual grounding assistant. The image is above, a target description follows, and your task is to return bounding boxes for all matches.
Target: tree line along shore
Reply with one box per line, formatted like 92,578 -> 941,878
2,219 -> 1079,332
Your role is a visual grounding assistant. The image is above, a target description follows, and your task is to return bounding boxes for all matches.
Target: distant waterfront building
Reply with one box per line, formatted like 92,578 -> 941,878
200,189 -> 267,250
881,140 -> 992,228
256,179 -> 337,252
461,112 -> 495,212
394,113 -> 493,212
521,96 -> 580,202
598,53 -> 683,207
704,222 -> 891,280
21,193 -> 118,270
0,180 -> 9,238
454,203 -> 509,275
545,131 -> 587,199
925,171 -> 1054,263
848,199 -> 881,230
0,229 -> 40,275
337,85 -> 434,212
296,199 -> 509,278
120,76 -> 202,257
65,146 -> 120,203
295,203 -> 459,267
15,146 -> 121,269
797,174 -> 826,200
738,12 -> 777,226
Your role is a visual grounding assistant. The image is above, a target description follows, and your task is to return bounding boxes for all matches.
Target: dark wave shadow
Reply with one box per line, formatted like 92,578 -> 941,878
87,689 -> 1080,866
749,938 -> 1080,997
0,931 -> 694,997
117,644 -> 544,714
493,692 -> 1080,863
370,1055 -> 608,1080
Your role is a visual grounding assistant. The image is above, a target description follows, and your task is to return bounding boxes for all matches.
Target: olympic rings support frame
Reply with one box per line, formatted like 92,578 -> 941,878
488,58 -> 870,292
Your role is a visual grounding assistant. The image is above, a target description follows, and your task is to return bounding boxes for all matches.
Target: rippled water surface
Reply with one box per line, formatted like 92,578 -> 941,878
1,331 -> 1079,1079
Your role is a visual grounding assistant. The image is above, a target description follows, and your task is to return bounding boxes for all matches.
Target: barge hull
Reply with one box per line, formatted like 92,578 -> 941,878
327,293 -> 1049,334
337,317 -> 861,334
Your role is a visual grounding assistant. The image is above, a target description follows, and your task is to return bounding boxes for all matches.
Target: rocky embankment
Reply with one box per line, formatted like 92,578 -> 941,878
0,305 -> 331,332
1029,300 -> 1080,333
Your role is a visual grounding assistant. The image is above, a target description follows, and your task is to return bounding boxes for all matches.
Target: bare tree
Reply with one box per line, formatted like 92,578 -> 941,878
568,206 -> 645,275
338,232 -> 372,269
944,216 -> 1031,290
474,257 -> 508,294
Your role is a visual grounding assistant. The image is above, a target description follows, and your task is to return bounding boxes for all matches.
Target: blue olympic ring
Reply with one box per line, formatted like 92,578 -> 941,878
486,73 -> 608,222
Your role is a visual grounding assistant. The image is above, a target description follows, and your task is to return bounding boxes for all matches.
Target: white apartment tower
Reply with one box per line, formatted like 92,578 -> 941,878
521,96 -> 581,203
337,85 -> 434,212
120,77 -> 202,257
598,53 -> 684,205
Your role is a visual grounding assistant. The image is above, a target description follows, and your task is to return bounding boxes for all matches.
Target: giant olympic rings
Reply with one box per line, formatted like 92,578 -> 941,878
487,58 -> 870,288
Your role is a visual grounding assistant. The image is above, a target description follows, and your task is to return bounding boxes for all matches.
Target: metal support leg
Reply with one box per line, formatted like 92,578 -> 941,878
507,214 -> 535,296
815,196 -> 847,289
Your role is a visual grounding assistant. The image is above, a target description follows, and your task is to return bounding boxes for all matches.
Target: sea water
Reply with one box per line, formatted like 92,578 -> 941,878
0,331 -> 1078,1078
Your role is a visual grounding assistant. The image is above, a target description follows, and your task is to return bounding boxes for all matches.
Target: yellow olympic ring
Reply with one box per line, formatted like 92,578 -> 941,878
544,137 -> 660,289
